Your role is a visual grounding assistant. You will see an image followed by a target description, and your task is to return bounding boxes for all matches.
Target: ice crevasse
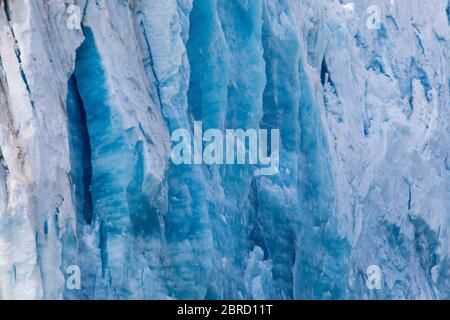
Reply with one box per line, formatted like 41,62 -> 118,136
0,0 -> 448,299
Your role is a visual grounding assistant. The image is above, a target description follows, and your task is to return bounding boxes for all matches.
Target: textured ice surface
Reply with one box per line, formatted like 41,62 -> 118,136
0,0 -> 448,299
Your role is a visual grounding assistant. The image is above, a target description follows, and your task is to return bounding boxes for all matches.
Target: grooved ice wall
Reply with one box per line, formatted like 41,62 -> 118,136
0,0 -> 448,299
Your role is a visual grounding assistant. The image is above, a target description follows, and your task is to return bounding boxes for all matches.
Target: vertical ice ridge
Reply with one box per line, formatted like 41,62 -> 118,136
0,0 -> 44,300
256,0 -> 301,299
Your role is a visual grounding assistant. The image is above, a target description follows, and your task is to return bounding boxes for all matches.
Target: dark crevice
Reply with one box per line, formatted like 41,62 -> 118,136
0,147 -> 9,201
53,208 -> 60,238
408,185 -> 412,211
137,12 -> 165,113
447,0 -> 450,25
99,220 -> 108,277
445,154 -> 450,171
247,179 -> 269,259
3,0 -> 11,21
12,264 -> 16,282
320,56 -> 334,88
43,219 -> 48,239
0,147 -> 9,174
67,73 -> 94,225
368,58 -> 386,74
413,24 -> 425,55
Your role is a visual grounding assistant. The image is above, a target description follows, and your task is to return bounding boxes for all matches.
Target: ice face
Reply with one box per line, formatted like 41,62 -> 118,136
0,0 -> 448,300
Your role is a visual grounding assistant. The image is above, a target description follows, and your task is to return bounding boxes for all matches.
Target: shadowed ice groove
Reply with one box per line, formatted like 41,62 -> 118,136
69,26 -> 147,298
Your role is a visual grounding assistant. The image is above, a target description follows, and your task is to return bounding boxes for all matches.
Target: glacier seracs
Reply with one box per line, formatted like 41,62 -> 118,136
0,0 -> 448,299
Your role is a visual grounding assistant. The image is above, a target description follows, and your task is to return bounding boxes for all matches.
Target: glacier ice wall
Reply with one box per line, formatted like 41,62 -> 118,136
0,0 -> 448,299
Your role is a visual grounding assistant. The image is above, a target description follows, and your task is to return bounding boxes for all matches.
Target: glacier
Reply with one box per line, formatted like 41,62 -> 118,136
0,0 -> 448,300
